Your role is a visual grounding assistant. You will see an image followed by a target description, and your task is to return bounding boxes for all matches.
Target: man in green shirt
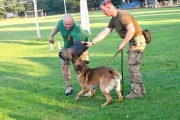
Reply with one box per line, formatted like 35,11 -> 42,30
49,14 -> 89,96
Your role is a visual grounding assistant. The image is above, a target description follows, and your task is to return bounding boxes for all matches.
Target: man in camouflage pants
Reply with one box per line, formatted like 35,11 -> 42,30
86,0 -> 147,99
127,35 -> 146,98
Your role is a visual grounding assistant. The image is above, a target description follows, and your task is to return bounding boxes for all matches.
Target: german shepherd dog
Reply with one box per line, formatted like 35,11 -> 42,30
72,54 -> 123,106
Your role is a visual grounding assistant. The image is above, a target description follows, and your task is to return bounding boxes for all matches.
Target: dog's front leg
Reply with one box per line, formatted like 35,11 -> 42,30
76,78 -> 89,100
76,89 -> 88,100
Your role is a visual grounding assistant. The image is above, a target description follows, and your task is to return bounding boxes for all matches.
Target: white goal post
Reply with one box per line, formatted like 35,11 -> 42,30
33,0 -> 41,38
25,0 -> 41,39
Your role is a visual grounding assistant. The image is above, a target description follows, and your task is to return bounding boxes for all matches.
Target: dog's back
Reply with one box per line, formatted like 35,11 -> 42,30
86,67 -> 121,81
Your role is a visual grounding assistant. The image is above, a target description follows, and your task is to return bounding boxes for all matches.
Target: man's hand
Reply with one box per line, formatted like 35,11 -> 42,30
49,37 -> 54,44
118,44 -> 125,51
81,41 -> 93,47
85,41 -> 93,47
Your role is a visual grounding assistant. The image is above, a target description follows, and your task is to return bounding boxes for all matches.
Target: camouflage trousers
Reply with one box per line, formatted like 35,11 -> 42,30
128,50 -> 144,93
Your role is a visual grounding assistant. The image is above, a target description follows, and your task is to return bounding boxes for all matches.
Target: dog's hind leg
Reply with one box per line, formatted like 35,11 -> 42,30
100,79 -> 115,106
101,92 -> 113,106
115,79 -> 123,102
100,85 -> 113,106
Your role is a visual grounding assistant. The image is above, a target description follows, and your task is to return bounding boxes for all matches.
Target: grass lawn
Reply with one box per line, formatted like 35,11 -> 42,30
0,7 -> 180,120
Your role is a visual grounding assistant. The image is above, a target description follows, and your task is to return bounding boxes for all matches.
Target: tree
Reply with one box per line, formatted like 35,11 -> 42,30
16,3 -> 25,16
66,0 -> 80,13
0,0 -> 123,19
37,0 -> 48,12
52,0 -> 63,13
0,0 -> 32,17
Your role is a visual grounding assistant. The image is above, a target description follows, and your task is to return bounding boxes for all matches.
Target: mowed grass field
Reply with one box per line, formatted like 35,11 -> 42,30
0,7 -> 180,120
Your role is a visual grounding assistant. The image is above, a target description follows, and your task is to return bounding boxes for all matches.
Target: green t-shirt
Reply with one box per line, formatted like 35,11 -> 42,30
56,19 -> 88,48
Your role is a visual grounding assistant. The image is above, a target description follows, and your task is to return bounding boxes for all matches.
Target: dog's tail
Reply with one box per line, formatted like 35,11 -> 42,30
109,69 -> 122,80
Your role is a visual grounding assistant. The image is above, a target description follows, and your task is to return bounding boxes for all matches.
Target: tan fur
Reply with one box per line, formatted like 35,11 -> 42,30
73,57 -> 123,106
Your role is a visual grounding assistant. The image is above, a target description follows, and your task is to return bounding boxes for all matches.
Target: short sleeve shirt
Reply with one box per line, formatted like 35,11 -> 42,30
56,20 -> 88,48
107,10 -> 142,38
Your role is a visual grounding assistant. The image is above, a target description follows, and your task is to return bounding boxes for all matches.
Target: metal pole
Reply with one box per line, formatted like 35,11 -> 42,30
64,0 -> 67,14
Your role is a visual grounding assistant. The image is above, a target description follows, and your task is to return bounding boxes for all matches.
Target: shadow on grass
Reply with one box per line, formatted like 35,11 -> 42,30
0,53 -> 132,119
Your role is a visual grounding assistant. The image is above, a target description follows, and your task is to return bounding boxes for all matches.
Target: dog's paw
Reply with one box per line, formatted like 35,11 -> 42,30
101,103 -> 105,106
76,97 -> 80,101
101,100 -> 112,106
101,103 -> 109,107
119,97 -> 123,102
91,94 -> 95,98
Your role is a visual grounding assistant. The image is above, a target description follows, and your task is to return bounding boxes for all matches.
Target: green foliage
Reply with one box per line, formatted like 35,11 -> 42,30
0,7 -> 180,120
15,3 -> 25,13
0,0 -> 34,17
25,1 -> 33,11
0,0 -> 123,18
0,8 -> 4,19
66,0 -> 80,13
